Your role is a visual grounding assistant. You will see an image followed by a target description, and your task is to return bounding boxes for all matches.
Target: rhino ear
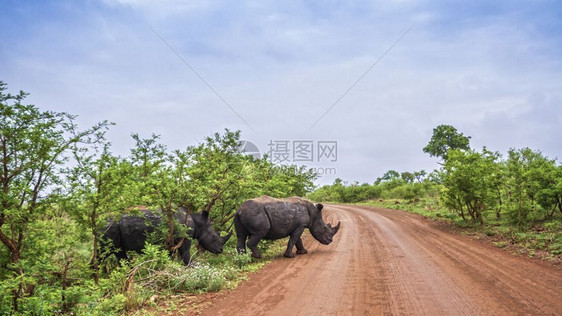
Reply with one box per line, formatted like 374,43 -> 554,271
316,203 -> 324,212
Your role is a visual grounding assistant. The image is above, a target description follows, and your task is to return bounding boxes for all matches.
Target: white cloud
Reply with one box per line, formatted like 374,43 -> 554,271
2,0 -> 561,185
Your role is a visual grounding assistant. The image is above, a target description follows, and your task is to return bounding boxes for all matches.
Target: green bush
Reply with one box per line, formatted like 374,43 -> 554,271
1,80 -> 321,315
232,252 -> 253,269
95,293 -> 127,315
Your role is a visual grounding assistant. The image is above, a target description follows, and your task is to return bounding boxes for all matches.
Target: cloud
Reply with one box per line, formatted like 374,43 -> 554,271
1,0 -> 561,185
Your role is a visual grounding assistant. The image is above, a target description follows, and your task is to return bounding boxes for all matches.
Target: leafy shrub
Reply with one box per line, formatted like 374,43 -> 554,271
548,234 -> 562,255
95,293 -> 127,315
232,252 -> 253,269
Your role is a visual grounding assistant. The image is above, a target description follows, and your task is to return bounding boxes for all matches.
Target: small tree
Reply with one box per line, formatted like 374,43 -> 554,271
441,148 -> 500,224
128,134 -> 180,251
505,148 -> 559,223
540,165 -> 562,216
423,124 -> 471,162
376,170 -> 400,184
401,172 -> 415,183
66,140 -> 132,284
0,81 -> 109,310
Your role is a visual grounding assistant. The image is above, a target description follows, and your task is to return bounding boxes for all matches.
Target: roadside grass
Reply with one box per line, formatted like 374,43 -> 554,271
2,219 -> 288,316
360,198 -> 562,264
129,238 -> 287,315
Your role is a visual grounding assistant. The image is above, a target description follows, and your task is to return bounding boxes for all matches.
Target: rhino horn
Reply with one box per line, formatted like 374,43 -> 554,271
333,222 -> 341,234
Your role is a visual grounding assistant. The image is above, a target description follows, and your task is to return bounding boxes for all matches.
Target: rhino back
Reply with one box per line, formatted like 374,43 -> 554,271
263,201 -> 310,239
102,221 -> 121,248
237,200 -> 271,235
237,197 -> 312,240
118,211 -> 159,252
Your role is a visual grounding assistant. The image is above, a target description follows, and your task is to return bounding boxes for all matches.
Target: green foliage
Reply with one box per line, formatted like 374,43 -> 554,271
420,124 -> 562,229
423,124 -> 471,161
0,80 -> 319,314
122,129 -> 317,241
387,182 -> 425,200
377,170 -> 401,183
0,215 -> 94,315
0,81 -> 111,311
64,136 -> 134,284
4,81 -> 560,315
232,251 -> 254,269
171,130 -> 255,230
308,171 -> 435,203
437,145 -> 562,227
440,148 -> 501,224
505,148 -> 561,224
420,125 -> 562,260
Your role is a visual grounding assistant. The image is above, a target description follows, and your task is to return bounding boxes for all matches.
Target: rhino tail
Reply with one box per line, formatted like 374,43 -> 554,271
233,212 -> 246,234
316,203 -> 324,211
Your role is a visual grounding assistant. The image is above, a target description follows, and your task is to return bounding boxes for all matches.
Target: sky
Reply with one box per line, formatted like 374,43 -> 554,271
1,0 -> 561,186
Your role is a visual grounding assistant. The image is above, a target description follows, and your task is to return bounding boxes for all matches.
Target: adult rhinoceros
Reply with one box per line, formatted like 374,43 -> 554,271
234,196 -> 340,258
102,207 -> 231,265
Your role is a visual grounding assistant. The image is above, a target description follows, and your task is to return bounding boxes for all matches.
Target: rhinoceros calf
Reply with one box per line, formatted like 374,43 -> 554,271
234,196 -> 340,258
101,208 -> 231,265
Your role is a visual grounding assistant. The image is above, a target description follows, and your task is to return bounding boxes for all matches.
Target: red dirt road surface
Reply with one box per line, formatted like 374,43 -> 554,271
201,204 -> 562,315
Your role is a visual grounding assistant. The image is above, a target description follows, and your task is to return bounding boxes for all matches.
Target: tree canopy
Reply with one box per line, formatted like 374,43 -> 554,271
423,124 -> 471,161
1,81 -> 318,313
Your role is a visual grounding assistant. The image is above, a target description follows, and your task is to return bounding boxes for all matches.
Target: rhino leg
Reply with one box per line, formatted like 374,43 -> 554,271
247,234 -> 264,259
236,236 -> 247,255
295,237 -> 307,255
284,227 -> 306,258
234,215 -> 248,254
177,238 -> 192,265
115,249 -> 128,261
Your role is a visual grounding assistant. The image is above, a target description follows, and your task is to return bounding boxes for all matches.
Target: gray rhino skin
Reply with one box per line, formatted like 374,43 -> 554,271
102,207 -> 231,265
234,196 -> 340,258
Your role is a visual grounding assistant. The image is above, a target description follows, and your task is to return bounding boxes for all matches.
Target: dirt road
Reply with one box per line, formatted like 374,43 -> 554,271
201,204 -> 562,315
